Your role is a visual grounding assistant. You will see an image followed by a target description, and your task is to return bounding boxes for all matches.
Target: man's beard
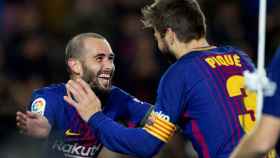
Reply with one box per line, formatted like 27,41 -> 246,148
160,40 -> 176,64
82,65 -> 112,94
81,64 -> 112,104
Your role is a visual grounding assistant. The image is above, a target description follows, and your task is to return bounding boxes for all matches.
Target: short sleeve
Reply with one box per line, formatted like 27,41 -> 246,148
28,90 -> 57,126
153,64 -> 186,124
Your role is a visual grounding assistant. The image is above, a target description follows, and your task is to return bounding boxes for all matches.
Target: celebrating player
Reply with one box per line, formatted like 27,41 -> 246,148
230,48 -> 280,158
64,0 -> 269,158
16,33 -> 152,158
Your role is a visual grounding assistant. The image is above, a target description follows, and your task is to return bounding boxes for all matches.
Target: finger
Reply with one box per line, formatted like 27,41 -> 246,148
64,96 -> 78,108
17,116 -> 27,127
66,83 -> 71,98
16,111 -> 27,122
17,121 -> 27,130
71,80 -> 88,97
76,79 -> 102,108
67,80 -> 85,101
76,78 -> 94,95
66,83 -> 82,102
26,111 -> 40,118
78,79 -> 102,104
76,79 -> 100,104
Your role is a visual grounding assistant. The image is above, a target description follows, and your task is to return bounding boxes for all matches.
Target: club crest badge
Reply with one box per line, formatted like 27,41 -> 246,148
31,97 -> 46,115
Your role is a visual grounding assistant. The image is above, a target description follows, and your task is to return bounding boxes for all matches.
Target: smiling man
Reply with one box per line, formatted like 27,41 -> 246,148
16,33 -> 152,158
63,0 -> 267,158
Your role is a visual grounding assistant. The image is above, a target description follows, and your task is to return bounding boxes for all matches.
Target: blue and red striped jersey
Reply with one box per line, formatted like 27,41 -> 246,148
89,46 -> 258,158
29,84 -> 151,158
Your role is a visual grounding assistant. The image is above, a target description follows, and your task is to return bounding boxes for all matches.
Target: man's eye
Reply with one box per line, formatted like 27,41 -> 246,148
109,56 -> 115,61
96,57 -> 103,61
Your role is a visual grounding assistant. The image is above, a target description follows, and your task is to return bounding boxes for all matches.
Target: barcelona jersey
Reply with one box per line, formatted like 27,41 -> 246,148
88,46 -> 260,158
29,84 -> 151,158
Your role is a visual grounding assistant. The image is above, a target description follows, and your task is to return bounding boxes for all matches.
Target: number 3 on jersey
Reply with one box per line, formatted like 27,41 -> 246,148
226,75 -> 257,133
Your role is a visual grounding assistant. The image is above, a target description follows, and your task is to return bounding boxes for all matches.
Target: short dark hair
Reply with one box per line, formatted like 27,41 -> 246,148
65,33 -> 105,63
142,0 -> 206,43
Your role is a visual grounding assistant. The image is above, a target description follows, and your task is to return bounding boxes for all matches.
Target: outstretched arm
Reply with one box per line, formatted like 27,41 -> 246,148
230,115 -> 280,158
16,111 -> 51,138
64,79 -> 176,157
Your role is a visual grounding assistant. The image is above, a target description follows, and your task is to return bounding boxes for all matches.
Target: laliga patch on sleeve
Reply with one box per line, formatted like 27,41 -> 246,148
31,98 -> 46,115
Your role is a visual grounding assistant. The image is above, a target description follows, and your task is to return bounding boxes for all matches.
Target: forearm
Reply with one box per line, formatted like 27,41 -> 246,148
88,112 -> 163,158
230,115 -> 280,158
230,133 -> 266,158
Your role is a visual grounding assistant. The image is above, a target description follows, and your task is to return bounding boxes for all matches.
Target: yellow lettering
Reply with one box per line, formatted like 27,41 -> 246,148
216,56 -> 228,66
233,55 -> 242,67
224,55 -> 234,66
205,58 -> 216,68
205,54 -> 242,68
212,57 -> 222,66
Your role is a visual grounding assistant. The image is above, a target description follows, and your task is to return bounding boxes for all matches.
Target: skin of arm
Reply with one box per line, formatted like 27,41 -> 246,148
230,114 -> 280,158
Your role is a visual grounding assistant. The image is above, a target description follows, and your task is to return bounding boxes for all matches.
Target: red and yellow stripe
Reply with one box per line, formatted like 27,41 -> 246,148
143,114 -> 176,142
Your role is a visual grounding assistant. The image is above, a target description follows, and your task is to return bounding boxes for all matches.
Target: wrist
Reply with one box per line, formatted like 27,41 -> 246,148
85,109 -> 101,122
87,112 -> 107,133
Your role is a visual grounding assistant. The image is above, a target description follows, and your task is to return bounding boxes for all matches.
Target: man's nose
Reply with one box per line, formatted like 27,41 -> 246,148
103,59 -> 114,70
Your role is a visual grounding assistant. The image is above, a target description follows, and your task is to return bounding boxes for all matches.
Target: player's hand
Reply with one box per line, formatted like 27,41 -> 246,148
64,79 -> 102,122
16,111 -> 51,138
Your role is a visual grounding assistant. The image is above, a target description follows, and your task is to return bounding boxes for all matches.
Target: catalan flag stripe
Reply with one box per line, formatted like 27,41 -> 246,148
156,116 -> 176,128
145,124 -> 170,138
143,126 -> 169,142
155,117 -> 176,131
143,114 -> 176,142
150,121 -> 175,136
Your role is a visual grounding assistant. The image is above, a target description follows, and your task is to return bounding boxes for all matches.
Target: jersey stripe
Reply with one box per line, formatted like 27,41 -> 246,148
195,57 -> 235,147
191,120 -> 210,158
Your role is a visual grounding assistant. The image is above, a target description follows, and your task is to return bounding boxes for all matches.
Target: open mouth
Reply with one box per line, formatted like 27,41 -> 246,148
98,73 -> 111,80
97,73 -> 112,87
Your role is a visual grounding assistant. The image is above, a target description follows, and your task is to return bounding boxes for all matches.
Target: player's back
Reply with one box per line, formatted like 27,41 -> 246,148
174,46 -> 256,158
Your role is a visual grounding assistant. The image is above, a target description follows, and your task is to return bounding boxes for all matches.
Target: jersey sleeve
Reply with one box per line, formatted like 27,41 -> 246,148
28,89 -> 57,127
152,63 -> 187,124
88,112 -> 163,158
108,87 -> 153,126
86,66 -> 184,157
143,63 -> 186,142
263,49 -> 280,117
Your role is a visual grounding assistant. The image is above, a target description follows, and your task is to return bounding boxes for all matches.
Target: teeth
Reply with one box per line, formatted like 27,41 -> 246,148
99,74 -> 110,78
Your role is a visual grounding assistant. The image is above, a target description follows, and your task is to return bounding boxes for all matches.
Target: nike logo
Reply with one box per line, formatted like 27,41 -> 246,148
65,129 -> 80,136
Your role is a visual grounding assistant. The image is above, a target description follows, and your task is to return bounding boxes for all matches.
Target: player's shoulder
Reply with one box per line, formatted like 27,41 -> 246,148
108,86 -> 132,100
225,45 -> 252,60
201,45 -> 254,68
32,83 -> 66,97
30,83 -> 66,114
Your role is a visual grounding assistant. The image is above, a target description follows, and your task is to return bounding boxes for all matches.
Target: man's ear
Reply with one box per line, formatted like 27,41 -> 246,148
67,58 -> 82,75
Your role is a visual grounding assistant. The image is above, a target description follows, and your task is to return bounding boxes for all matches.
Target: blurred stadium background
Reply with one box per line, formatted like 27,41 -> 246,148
0,0 -> 279,157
